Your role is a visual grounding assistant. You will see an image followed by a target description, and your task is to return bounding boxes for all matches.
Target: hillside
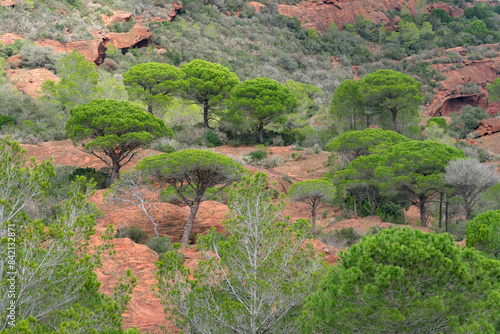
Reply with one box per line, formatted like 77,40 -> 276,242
1,0 -> 500,333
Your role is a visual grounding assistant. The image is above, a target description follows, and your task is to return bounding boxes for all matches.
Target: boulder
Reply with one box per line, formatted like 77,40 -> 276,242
278,0 -> 419,33
104,24 -> 152,50
102,10 -> 133,27
167,3 -> 183,22
5,68 -> 60,98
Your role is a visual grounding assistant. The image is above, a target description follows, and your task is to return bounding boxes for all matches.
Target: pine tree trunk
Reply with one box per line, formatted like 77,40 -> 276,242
257,126 -> 264,144
439,192 -> 443,229
148,104 -> 153,114
311,202 -> 317,235
203,103 -> 209,129
180,202 -> 200,245
111,162 -> 120,182
419,196 -> 427,227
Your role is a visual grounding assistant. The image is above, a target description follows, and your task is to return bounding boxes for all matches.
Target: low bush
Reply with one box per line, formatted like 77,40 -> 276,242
115,225 -> 148,244
249,150 -> 267,161
69,167 -> 111,189
146,236 -> 173,256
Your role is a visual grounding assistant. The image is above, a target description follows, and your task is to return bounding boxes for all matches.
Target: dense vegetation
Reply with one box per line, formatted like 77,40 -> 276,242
1,0 -> 500,332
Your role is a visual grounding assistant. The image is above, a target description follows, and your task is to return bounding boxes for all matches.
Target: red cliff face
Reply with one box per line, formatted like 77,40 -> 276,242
277,0 -> 419,32
425,53 -> 500,117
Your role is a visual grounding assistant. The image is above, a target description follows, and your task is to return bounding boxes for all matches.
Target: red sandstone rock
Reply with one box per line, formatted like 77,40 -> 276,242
1,0 -> 15,6
249,1 -> 265,13
5,68 -> 60,98
426,3 -> 463,17
167,3 -> 183,22
37,38 -> 108,64
425,55 -> 500,117
278,0 -> 419,32
472,118 -> 500,137
105,24 -> 152,50
102,10 -> 133,27
5,54 -> 23,68
0,33 -> 23,45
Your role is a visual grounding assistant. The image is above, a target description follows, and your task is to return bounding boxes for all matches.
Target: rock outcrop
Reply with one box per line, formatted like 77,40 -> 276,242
0,33 -> 23,45
426,3 -> 463,17
102,10 -> 133,27
472,118 -> 500,137
104,24 -> 152,50
167,3 -> 183,22
5,68 -> 60,98
37,38 -> 108,65
278,0 -> 419,32
1,0 -> 15,7
425,57 -> 500,117
249,1 -> 265,13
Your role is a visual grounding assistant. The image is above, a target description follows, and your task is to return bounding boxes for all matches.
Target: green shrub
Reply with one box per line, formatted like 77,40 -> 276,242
427,117 -> 447,129
204,129 -> 223,147
115,226 -> 148,244
316,226 -> 363,248
157,143 -> 176,153
249,150 -> 267,161
69,167 -> 111,189
466,210 -> 500,257
20,44 -> 60,72
281,173 -> 292,184
321,210 -> 328,219
377,202 -> 407,225
0,115 -> 14,130
146,236 -> 173,256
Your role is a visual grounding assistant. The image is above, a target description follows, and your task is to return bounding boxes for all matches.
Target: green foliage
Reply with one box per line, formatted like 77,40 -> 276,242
282,173 -> 292,184
156,142 -> 176,154
359,70 -> 422,133
466,210 -> 500,258
69,167 -> 111,190
332,227 -> 363,246
20,44 -> 60,72
153,172 -> 326,333
487,77 -> 500,102
136,149 -> 244,244
123,62 -> 187,115
426,117 -> 447,129
0,137 -> 135,332
115,225 -> 148,244
450,105 -> 489,139
289,179 -> 335,233
66,99 -> 172,180
302,228 -> 500,333
326,128 -> 411,166
202,129 -> 223,147
248,149 -> 267,161
376,201 -> 407,224
330,79 -> 365,132
228,77 -> 297,143
146,236 -> 173,256
42,50 -> 99,110
0,115 -> 14,131
181,59 -> 239,128
469,20 -> 489,38
376,140 -> 465,226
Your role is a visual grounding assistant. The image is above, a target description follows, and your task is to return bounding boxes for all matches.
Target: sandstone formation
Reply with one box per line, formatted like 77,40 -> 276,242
5,68 -> 60,98
5,54 -> 23,68
249,1 -> 265,13
102,10 -> 133,27
426,3 -> 463,17
472,118 -> 500,137
278,0 -> 418,32
167,3 -> 183,22
37,38 -> 108,65
104,24 -> 152,50
1,0 -> 15,6
425,57 -> 500,117
0,33 -> 23,45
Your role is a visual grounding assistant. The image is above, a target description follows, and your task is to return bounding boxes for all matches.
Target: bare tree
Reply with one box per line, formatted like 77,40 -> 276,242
105,170 -> 159,236
445,158 -> 500,219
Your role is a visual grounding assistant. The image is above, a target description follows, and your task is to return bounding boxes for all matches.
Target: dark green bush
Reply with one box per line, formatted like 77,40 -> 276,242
332,227 -> 363,247
69,167 -> 111,189
204,129 -> 223,147
377,201 -> 406,225
249,150 -> 267,161
157,143 -> 176,153
146,236 -> 173,256
115,226 -> 148,244
0,115 -> 14,130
